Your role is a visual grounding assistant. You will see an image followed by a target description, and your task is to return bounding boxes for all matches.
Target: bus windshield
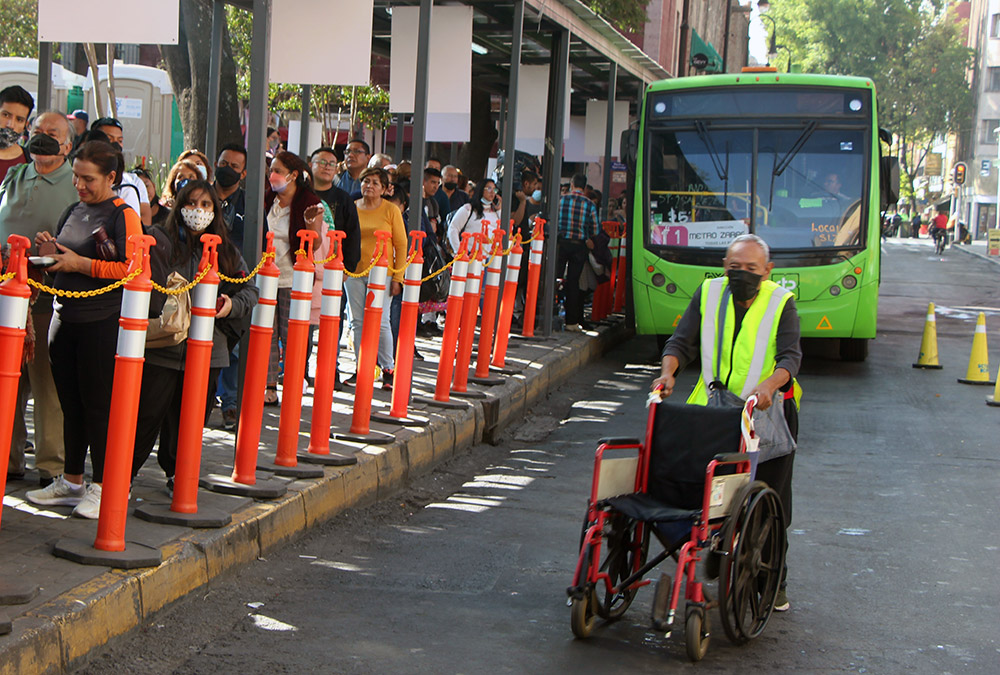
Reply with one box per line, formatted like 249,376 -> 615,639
646,125 -> 868,253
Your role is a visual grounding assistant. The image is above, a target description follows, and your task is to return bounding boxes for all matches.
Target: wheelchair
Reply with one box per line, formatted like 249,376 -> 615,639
566,394 -> 786,661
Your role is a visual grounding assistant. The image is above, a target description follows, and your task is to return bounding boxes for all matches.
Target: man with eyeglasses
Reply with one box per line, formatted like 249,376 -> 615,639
336,139 -> 370,196
90,117 -> 151,226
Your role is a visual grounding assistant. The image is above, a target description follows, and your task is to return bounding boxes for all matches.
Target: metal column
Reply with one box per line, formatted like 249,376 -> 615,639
37,42 -> 52,111
393,115 -> 404,162
205,0 -> 226,158
499,0 -> 524,233
540,29 -> 570,337
298,85 -> 312,159
601,62 -> 618,221
244,0 -> 272,263
407,0 -> 433,233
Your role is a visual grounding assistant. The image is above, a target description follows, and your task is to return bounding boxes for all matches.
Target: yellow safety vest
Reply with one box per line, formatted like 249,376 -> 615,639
688,276 -> 793,405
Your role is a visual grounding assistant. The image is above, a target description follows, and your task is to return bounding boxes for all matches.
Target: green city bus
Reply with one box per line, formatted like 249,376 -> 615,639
627,71 -> 898,361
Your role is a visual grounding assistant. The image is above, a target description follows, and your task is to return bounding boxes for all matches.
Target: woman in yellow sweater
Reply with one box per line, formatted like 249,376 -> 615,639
345,167 -> 407,389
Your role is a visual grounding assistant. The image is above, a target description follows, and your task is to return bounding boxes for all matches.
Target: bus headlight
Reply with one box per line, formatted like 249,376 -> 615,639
830,285 -> 841,296
665,283 -> 677,294
842,275 -> 857,289
651,273 -> 666,287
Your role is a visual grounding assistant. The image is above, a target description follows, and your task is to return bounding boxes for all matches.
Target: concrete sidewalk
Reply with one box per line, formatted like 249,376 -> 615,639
0,318 -> 630,674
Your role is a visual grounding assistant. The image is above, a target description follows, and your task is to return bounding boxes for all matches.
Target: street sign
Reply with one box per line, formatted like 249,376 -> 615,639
925,152 -> 942,176
982,159 -> 992,177
989,229 -> 1000,256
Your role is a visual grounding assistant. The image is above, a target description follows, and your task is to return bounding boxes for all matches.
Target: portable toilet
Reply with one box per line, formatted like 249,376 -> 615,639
84,62 -> 177,166
0,57 -> 89,115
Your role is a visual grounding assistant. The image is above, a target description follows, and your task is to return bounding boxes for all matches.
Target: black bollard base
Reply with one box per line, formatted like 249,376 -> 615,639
912,363 -> 942,369
958,377 -> 994,385
468,374 -> 505,386
256,460 -> 325,479
200,473 -> 287,499
298,450 -> 358,466
986,396 -> 1000,407
332,428 -> 396,445
0,580 -> 39,605
53,538 -> 161,569
412,394 -> 469,410
450,388 -> 488,399
370,411 -> 429,427
134,502 -> 232,529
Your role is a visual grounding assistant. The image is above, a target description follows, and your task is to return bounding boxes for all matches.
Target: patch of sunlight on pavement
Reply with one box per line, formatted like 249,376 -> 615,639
2,495 -> 68,519
250,614 -> 298,632
571,400 -> 622,412
310,559 -> 369,573
463,473 -> 534,488
425,502 -> 490,513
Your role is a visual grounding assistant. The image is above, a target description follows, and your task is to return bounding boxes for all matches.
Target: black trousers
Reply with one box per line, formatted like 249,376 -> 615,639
556,239 -> 589,325
754,398 -> 798,589
48,313 -> 120,482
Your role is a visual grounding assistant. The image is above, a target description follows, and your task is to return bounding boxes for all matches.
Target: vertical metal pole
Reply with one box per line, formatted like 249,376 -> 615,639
497,96 -> 506,153
722,0 -> 732,74
394,115 -> 404,162
540,29 -> 570,338
37,42 -> 52,111
601,63 -> 618,221
205,0 -> 225,157
408,0 -> 433,233
499,0 -> 524,234
244,0 -> 271,265
299,84 -> 312,159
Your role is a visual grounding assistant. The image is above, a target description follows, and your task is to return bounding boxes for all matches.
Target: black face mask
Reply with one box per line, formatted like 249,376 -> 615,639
215,165 -> 241,188
443,181 -> 458,191
0,127 -> 20,149
27,133 -> 62,157
727,269 -> 762,303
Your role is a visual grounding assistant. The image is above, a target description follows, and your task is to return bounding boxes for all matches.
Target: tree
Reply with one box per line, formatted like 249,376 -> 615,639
159,0 -> 243,159
0,0 -> 38,59
768,0 -> 974,211
588,0 -> 652,33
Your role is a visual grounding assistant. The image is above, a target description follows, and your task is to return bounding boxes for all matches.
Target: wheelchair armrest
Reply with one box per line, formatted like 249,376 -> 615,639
713,453 -> 749,464
599,437 -> 642,447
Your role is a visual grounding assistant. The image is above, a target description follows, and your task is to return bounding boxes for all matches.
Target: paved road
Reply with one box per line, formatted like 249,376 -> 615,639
77,239 -> 999,674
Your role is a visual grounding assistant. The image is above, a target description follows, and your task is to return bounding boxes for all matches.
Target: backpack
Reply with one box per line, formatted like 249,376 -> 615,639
443,206 -> 474,259
420,236 -> 451,304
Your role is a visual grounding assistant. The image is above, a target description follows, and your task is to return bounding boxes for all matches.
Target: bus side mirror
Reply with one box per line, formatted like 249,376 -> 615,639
880,156 -> 900,209
621,128 -> 638,173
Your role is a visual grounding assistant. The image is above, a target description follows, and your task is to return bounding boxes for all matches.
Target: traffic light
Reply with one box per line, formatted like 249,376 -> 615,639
954,162 -> 967,185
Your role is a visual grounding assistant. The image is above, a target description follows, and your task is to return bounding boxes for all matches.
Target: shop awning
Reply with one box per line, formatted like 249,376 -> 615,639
689,29 -> 722,74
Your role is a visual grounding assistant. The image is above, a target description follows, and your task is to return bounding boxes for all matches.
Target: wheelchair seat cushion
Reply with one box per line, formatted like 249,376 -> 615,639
606,492 -> 700,524
648,401 -> 743,510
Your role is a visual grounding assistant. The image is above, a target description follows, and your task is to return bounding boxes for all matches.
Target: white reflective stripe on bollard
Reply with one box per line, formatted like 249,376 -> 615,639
189,314 -> 215,342
403,281 -> 420,304
252,302 -> 276,329
120,288 -> 151,320
290,296 -> 311,322
192,282 -> 218,309
450,260 -> 469,298
116,327 -> 148,358
321,292 -> 341,317
505,253 -> 523,283
257,274 -> 279,302
465,261 -> 483,295
0,296 -> 30,330
292,269 -> 313,294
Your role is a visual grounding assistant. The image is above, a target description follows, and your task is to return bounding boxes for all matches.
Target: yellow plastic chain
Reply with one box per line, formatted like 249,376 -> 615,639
150,264 -> 211,296
26,267 -> 143,298
344,240 -> 385,279
420,256 -> 456,283
0,271 -> 14,283
219,251 -> 276,284
387,250 -> 418,275
292,247 -> 340,266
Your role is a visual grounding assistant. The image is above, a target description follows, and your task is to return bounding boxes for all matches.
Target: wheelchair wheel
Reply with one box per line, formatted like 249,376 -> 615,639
685,605 -> 711,662
570,587 -> 598,639
718,481 -> 786,645
594,513 -> 649,620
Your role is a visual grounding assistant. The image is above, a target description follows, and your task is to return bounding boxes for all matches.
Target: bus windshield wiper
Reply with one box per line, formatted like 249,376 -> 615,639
695,120 -> 728,181
772,121 -> 817,177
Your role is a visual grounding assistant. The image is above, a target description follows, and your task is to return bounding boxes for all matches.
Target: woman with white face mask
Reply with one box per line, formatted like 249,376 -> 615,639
131,180 -> 258,491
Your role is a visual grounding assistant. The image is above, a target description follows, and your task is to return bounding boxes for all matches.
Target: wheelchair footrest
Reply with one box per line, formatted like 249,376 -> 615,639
651,572 -> 673,632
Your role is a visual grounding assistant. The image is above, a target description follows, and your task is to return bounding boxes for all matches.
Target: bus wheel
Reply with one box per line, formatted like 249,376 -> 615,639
840,338 -> 869,362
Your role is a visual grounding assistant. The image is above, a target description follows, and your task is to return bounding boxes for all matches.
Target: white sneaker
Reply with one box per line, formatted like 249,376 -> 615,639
72,483 -> 103,519
565,323 -> 582,332
26,476 -> 86,506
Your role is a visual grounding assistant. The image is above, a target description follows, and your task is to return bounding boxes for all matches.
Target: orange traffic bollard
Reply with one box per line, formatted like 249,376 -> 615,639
432,233 -> 474,403
136,235 -> 232,528
204,233 -> 286,499
383,230 -> 428,424
54,233 -> 163,568
338,231 -> 394,443
303,230 -> 357,465
492,234 -> 524,370
521,217 -> 545,337
452,232 -> 486,396
472,228 -> 506,383
268,230 -> 323,478
0,235 -> 31,530
613,223 -> 627,313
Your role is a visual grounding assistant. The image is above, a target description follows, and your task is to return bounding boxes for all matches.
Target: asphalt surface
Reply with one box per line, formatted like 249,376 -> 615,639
75,238 -> 1000,674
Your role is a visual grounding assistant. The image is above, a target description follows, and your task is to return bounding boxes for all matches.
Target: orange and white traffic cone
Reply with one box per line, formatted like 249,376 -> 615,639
303,230 -> 357,465
136,235 -> 232,528
54,233 -> 163,567
912,302 -> 943,369
521,217 -> 545,337
453,232 -> 487,397
471,228 -> 507,385
0,235 -> 31,530
204,233 -> 287,499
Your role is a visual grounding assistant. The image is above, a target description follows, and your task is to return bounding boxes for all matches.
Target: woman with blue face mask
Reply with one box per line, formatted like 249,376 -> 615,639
446,178 -> 502,256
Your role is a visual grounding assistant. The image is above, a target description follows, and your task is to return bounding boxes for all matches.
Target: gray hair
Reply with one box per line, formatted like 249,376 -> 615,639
726,233 -> 769,260
368,153 -> 392,169
32,110 -> 74,146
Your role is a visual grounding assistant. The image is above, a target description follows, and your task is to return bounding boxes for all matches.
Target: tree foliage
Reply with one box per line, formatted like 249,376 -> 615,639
588,0 -> 651,33
0,0 -> 38,59
768,0 -> 974,207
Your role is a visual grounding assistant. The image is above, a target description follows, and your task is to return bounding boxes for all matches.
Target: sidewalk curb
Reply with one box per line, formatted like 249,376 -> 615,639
0,321 -> 631,674
953,243 -> 1000,267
